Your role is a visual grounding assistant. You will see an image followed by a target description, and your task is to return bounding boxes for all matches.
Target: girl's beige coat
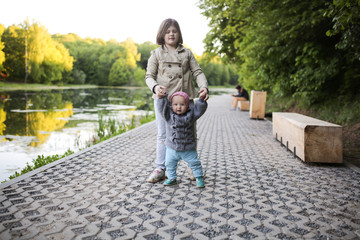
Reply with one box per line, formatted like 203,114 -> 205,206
145,45 -> 208,100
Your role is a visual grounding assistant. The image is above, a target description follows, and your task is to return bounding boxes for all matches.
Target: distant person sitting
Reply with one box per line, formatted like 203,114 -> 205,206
231,85 -> 249,110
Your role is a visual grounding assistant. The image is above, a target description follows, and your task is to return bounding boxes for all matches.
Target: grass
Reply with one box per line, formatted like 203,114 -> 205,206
2,149 -> 74,183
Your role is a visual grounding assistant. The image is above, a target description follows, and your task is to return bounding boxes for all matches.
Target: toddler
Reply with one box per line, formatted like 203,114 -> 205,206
157,91 -> 207,188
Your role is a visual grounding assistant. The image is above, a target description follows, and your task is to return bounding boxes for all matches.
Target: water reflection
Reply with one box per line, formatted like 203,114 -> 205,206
11,103 -> 74,146
0,87 -> 153,182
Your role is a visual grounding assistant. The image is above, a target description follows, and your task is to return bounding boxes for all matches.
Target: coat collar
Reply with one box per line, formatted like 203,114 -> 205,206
162,44 -> 185,53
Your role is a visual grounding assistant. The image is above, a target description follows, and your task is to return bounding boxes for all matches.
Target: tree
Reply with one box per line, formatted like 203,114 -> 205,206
61,38 -> 104,84
137,41 -> 158,69
131,67 -> 146,86
0,24 -> 6,71
199,0 -> 360,103
26,23 -> 73,84
21,19 -> 31,83
2,25 -> 25,81
120,38 -> 140,68
198,0 -> 246,62
57,36 -> 130,85
108,58 -> 132,86
198,55 -> 239,86
72,68 -> 86,84
2,21 -> 73,83
325,0 -> 360,93
325,0 -> 360,62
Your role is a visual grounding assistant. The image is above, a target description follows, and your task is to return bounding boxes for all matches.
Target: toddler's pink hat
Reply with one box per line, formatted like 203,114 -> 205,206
171,91 -> 190,107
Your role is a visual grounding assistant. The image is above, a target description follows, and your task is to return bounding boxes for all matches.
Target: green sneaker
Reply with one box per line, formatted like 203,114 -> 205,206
196,177 -> 205,188
163,179 -> 177,186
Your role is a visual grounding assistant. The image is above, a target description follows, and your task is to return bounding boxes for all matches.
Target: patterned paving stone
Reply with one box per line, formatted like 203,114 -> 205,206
1,94 -> 360,240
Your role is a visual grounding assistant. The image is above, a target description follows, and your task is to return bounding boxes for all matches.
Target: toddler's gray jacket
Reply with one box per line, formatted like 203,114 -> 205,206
157,96 -> 207,151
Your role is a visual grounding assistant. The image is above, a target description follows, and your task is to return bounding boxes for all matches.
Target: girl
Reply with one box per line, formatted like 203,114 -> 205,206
145,18 -> 209,183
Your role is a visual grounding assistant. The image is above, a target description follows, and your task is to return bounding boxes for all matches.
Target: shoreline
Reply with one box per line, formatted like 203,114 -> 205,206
0,83 -> 151,91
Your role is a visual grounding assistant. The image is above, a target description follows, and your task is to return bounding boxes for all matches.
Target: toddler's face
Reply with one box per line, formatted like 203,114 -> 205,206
171,95 -> 187,115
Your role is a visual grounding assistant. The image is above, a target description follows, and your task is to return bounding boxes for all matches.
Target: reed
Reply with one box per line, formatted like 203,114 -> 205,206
95,111 -> 155,144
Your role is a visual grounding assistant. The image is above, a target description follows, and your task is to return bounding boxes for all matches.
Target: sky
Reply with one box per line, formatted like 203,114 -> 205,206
0,0 -> 211,55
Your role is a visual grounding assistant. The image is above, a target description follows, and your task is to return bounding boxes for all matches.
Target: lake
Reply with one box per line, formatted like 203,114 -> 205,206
0,87 -> 154,182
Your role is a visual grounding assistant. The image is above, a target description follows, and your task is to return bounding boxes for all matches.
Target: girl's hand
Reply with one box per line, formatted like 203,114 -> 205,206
198,88 -> 209,101
155,85 -> 167,98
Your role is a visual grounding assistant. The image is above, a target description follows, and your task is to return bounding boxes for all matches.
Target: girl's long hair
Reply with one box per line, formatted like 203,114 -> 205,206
156,18 -> 183,47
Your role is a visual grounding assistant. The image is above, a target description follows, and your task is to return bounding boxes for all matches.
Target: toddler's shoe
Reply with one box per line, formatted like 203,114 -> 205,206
147,168 -> 165,183
196,176 -> 205,188
163,179 -> 177,186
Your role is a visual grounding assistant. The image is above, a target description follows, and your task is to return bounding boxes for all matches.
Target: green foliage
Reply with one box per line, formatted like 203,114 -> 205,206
2,25 -> 25,80
97,111 -> 131,141
199,0 -> 360,103
120,38 -> 140,68
4,149 -> 74,182
96,111 -> 155,143
0,24 -> 5,69
198,56 -> 239,86
60,37 -> 106,84
139,112 -> 156,124
137,41 -> 158,69
267,92 -> 360,127
72,68 -> 86,84
108,58 -> 132,86
199,0 -> 245,61
131,67 -> 146,86
1,21 -> 73,83
324,0 -> 360,95
57,35 -> 148,86
325,0 -> 360,62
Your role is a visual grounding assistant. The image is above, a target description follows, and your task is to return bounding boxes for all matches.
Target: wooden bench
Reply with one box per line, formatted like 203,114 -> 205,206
239,100 -> 250,111
249,91 -> 267,119
231,97 -> 249,111
273,112 -> 343,163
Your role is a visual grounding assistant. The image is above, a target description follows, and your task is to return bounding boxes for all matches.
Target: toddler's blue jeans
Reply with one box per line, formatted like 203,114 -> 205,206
165,147 -> 203,180
154,98 -> 196,171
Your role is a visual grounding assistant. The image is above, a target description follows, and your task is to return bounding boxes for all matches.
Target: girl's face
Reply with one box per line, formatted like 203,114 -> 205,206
164,25 -> 179,48
171,95 -> 187,115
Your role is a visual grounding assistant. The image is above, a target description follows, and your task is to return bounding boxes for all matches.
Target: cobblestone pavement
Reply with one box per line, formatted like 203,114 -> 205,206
1,94 -> 360,240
